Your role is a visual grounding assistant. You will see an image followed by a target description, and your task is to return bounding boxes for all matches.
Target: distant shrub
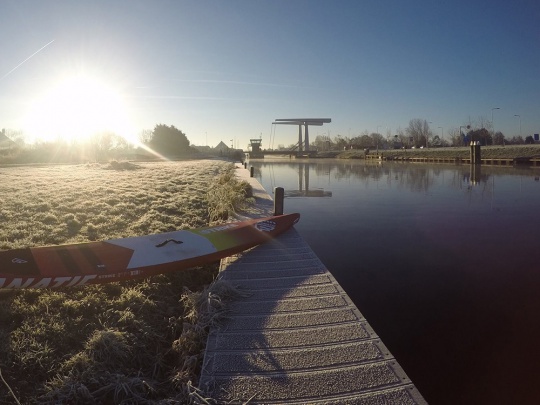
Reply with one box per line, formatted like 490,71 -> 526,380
104,160 -> 141,171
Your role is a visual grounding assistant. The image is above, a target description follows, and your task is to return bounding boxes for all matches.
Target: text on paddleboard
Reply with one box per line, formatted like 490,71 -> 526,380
199,223 -> 238,234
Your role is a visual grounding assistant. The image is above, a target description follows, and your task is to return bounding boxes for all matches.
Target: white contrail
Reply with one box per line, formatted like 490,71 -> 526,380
175,79 -> 305,88
1,39 -> 55,81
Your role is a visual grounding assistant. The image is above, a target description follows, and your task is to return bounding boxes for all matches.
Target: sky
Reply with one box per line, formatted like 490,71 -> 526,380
1,0 -> 539,149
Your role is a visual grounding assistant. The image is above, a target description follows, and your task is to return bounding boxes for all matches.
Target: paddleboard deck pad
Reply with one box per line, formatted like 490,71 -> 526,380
0,213 -> 300,289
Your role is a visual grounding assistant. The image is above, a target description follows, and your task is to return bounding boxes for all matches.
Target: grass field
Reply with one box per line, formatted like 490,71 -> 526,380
0,159 -> 252,404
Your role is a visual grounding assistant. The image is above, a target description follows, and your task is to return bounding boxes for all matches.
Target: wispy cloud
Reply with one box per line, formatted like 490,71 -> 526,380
131,95 -> 263,102
133,79 -> 309,91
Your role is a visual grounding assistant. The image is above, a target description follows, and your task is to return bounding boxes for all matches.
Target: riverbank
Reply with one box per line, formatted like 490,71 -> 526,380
336,144 -> 540,160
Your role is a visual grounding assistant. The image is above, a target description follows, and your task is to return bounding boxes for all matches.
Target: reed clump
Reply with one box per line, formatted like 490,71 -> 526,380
206,165 -> 254,222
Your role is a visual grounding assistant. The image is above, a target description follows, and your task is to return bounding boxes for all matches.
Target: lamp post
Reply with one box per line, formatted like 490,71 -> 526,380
426,121 -> 432,148
514,114 -> 521,138
491,107 -> 500,143
376,126 -> 381,154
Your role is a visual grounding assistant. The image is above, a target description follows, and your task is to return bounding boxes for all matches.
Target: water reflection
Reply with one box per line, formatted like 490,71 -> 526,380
255,162 -> 332,197
248,158 -> 540,405
252,159 -> 540,202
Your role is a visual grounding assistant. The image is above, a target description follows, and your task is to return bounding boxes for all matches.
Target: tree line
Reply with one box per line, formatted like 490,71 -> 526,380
310,118 -> 535,151
0,124 -> 198,163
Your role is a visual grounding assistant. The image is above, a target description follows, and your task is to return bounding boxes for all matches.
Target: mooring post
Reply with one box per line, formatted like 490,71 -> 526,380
250,166 -> 254,177
274,187 -> 284,215
470,141 -> 481,164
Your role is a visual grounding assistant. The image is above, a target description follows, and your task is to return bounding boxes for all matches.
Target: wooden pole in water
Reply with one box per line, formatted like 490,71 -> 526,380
274,187 -> 284,215
470,141 -> 481,164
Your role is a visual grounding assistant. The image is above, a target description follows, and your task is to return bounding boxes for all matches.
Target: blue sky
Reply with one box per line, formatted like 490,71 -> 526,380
1,0 -> 538,148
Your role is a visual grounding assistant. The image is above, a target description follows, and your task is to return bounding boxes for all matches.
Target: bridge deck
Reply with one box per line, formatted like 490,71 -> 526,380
198,166 -> 426,404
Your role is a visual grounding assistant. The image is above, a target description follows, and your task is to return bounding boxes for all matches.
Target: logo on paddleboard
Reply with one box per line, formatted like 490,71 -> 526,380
255,220 -> 276,232
12,258 -> 28,264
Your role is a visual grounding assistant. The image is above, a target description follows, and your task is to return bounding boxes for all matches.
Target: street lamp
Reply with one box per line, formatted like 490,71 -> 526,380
491,107 -> 500,142
514,114 -> 521,138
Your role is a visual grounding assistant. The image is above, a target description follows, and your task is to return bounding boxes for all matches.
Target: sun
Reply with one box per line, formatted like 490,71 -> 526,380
24,75 -> 136,144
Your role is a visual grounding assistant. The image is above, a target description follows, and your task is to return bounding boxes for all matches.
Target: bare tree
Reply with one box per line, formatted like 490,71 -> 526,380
493,132 -> 506,145
447,127 -> 462,146
508,135 -> 524,145
139,129 -> 153,144
468,128 -> 492,145
474,116 -> 492,132
406,119 -> 433,148
370,132 -> 385,149
333,135 -> 349,150
313,135 -> 332,151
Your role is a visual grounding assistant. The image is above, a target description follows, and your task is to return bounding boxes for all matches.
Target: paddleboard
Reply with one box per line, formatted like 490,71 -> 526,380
0,213 -> 300,289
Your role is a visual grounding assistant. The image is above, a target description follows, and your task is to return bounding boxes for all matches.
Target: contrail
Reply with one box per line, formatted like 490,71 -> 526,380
1,39 -> 55,81
175,79 -> 305,88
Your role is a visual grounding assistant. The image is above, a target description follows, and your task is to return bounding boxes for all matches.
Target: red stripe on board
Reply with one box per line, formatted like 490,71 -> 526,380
31,242 -> 134,277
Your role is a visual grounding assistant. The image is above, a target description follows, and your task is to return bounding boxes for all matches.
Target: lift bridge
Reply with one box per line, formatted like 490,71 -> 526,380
248,118 -> 331,158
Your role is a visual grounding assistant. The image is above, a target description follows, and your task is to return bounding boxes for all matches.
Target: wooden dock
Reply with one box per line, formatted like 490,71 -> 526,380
198,166 -> 426,404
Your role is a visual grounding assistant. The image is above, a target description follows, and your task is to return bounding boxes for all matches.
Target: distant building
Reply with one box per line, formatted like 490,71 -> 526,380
214,141 -> 230,154
0,129 -> 16,149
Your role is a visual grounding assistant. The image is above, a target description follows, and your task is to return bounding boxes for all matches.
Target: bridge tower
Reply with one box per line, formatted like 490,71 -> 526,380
249,138 -> 263,153
272,118 -> 331,152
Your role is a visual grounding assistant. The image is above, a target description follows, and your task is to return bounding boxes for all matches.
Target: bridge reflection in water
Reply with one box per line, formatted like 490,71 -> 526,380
286,163 -> 332,198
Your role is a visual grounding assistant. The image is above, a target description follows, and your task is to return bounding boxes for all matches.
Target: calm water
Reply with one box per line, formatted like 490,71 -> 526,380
250,158 -> 540,405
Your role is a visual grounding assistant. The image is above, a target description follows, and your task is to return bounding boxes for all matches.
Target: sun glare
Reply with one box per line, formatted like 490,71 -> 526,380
24,75 -> 136,144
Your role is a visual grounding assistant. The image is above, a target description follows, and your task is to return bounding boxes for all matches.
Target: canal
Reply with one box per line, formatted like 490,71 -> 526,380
249,158 -> 540,405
